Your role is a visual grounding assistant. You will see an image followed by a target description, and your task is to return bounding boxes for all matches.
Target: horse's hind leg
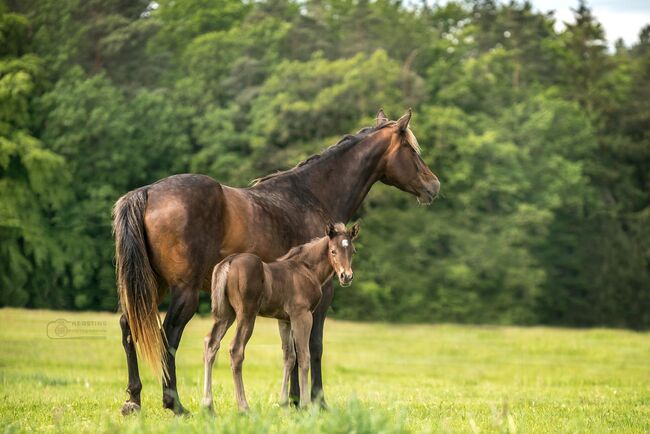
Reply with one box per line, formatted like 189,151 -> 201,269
202,311 -> 235,412
230,313 -> 256,411
119,314 -> 142,415
162,286 -> 199,415
278,320 -> 296,406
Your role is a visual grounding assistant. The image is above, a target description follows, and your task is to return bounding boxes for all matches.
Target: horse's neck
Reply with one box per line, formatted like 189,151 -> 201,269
300,135 -> 389,222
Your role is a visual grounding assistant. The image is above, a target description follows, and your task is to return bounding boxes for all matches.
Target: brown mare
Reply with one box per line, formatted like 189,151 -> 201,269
113,109 -> 439,415
202,223 -> 359,411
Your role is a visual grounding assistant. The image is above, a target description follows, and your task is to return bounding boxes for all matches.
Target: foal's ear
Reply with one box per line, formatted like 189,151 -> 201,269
326,222 -> 336,238
349,223 -> 360,240
396,108 -> 412,132
376,108 -> 389,126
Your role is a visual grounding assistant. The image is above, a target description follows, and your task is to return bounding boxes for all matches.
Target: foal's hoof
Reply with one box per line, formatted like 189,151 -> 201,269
201,405 -> 216,417
121,401 -> 141,416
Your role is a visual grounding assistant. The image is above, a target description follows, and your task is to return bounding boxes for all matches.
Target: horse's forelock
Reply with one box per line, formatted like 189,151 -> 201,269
403,128 -> 421,154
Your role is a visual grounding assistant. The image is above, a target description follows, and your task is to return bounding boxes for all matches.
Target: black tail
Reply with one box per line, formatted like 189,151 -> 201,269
113,188 -> 168,380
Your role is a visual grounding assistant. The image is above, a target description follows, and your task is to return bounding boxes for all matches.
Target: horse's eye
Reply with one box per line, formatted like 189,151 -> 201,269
331,250 -> 337,255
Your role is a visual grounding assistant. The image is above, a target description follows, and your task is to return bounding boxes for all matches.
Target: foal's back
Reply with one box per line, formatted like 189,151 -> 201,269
225,253 -> 322,321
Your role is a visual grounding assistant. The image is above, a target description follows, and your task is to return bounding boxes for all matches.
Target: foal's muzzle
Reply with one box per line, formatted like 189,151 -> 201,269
339,272 -> 354,287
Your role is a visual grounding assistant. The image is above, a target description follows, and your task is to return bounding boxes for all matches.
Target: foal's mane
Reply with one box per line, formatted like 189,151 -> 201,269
251,120 -> 418,186
277,223 -> 346,262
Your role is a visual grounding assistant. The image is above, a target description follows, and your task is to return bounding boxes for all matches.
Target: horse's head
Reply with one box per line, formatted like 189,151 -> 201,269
326,222 -> 360,287
377,109 -> 440,205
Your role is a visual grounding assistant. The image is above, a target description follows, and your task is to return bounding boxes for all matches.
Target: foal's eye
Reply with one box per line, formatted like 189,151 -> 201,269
331,250 -> 337,255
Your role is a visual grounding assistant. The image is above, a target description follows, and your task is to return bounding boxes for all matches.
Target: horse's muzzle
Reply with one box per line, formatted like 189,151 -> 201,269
418,178 -> 440,205
339,272 -> 354,287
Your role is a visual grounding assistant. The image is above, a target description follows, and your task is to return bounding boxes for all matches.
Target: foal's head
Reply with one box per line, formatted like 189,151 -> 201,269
326,222 -> 360,287
376,109 -> 441,205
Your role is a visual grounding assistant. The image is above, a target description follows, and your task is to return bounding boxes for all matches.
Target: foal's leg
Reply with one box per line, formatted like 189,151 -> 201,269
290,280 -> 333,408
278,320 -> 296,406
230,314 -> 257,411
291,311 -> 313,408
119,314 -> 142,415
162,286 -> 199,415
202,312 -> 235,412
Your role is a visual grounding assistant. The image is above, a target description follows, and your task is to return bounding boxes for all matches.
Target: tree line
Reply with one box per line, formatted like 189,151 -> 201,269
1,0 -> 648,327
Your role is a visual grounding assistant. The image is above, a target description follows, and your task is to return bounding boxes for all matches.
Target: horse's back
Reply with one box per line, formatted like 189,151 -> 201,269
143,174 -> 226,294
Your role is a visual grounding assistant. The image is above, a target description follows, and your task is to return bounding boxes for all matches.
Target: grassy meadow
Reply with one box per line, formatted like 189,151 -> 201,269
0,308 -> 648,433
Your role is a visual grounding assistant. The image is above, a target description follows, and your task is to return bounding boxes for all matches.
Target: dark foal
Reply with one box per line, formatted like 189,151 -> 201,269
113,109 -> 440,414
202,223 -> 359,411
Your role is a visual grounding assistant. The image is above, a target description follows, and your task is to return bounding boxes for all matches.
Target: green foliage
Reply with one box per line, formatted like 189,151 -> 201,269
0,1 -> 648,327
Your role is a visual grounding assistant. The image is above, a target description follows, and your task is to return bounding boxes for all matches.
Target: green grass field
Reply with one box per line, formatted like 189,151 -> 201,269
0,308 -> 648,433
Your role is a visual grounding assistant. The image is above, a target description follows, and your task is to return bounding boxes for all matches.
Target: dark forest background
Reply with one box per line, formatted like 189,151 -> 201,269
1,0 -> 648,327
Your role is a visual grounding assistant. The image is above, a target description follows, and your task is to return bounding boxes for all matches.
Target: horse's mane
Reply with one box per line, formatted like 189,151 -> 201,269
251,120 -> 420,186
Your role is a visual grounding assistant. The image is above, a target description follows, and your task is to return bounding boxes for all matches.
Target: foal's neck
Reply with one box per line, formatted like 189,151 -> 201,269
294,237 -> 334,284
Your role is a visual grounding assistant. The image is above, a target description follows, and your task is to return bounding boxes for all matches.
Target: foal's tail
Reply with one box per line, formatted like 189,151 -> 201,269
211,256 -> 235,319
113,188 -> 168,380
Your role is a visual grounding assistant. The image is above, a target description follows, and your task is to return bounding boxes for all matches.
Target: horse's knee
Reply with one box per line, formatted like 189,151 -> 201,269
297,351 -> 310,368
204,340 -> 219,364
230,346 -> 244,371
285,350 -> 297,368
119,314 -> 131,338
120,315 -> 133,347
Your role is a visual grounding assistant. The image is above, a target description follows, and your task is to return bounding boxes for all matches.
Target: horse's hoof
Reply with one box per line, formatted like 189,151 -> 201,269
163,398 -> 189,416
174,405 -> 190,417
121,401 -> 141,416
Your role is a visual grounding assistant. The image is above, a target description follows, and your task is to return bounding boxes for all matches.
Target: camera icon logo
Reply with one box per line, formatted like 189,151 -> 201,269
46,318 -> 107,339
47,319 -> 71,339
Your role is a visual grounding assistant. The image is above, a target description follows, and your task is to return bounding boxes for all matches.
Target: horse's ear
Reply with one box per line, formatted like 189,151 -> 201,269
326,223 -> 336,238
396,108 -> 412,132
376,108 -> 388,126
349,223 -> 360,240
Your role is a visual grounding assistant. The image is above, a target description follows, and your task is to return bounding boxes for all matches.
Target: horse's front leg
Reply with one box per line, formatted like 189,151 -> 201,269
162,286 -> 199,415
119,314 -> 142,415
310,279 -> 333,407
